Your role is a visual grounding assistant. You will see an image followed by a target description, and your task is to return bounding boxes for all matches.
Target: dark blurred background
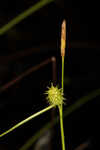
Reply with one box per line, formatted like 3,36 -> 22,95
0,0 -> 100,150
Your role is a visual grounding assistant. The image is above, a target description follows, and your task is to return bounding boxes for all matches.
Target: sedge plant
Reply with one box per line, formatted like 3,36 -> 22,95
0,20 -> 66,150
19,88 -> 100,150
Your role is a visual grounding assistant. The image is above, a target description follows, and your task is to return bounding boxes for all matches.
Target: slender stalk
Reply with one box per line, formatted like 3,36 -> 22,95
0,105 -> 54,138
0,0 -> 54,35
59,56 -> 66,150
59,19 -> 66,150
62,57 -> 64,92
59,105 -> 65,150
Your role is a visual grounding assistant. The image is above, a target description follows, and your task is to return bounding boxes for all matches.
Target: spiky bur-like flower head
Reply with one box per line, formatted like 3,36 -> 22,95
45,84 -> 65,106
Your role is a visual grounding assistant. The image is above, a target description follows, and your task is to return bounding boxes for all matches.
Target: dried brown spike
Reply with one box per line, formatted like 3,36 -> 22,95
61,20 -> 66,57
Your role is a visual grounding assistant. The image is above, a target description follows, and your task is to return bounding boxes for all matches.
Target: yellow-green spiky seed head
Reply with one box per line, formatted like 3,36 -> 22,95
45,84 -> 64,106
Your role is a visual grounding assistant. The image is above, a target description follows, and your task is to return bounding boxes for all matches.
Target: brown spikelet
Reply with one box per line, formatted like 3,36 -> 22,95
61,20 -> 66,57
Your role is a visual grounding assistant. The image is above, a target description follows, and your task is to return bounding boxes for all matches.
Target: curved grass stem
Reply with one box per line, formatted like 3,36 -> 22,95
0,0 -> 54,35
0,105 -> 55,138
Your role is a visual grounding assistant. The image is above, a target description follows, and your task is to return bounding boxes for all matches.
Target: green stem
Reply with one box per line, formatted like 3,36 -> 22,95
62,56 -> 64,92
0,105 -> 54,138
59,105 -> 65,150
0,0 -> 54,35
59,56 -> 66,150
